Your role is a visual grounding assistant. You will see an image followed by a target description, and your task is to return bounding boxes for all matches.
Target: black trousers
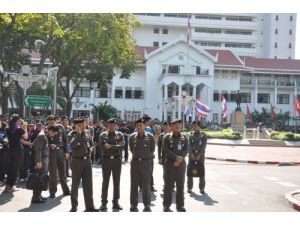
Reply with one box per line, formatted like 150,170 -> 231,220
19,148 -> 31,179
0,149 -> 8,181
6,150 -> 23,187
101,157 -> 122,203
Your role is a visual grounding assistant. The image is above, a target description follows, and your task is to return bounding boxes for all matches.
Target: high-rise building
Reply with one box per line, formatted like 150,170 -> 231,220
133,13 -> 296,59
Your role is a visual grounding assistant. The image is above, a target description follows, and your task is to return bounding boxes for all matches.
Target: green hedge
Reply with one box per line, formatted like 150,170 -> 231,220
270,131 -> 300,141
183,128 -> 242,140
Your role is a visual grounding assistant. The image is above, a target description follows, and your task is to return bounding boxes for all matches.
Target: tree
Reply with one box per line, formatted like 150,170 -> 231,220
0,13 -> 39,115
91,101 -> 117,121
35,14 -> 139,116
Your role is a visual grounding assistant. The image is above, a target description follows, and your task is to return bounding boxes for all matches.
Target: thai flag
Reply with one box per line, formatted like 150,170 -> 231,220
187,15 -> 191,45
195,99 -> 209,117
295,97 -> 300,115
222,95 -> 229,121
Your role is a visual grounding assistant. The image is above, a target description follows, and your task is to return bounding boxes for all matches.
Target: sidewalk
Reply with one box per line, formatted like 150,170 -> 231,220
206,140 -> 300,166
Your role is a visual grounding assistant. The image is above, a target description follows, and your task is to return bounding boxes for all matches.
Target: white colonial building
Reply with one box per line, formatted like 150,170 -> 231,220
69,34 -> 300,124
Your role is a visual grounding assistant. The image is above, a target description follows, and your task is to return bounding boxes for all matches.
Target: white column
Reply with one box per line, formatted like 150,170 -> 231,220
178,85 -> 182,120
274,80 -> 277,108
294,80 -> 298,125
164,84 -> 168,121
207,85 -> 212,122
192,85 -> 196,121
254,78 -> 258,110
90,84 -> 96,118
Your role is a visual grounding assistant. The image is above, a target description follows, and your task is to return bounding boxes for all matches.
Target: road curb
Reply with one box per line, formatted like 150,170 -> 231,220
285,190 -> 300,211
206,157 -> 300,166
208,142 -> 300,148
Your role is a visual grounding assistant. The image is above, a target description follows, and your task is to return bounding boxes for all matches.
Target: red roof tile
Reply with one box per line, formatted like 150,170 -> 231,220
241,56 -> 300,71
136,46 -> 159,59
205,49 -> 243,66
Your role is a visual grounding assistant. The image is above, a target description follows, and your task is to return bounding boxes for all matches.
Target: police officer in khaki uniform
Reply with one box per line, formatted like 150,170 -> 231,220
163,119 -> 188,212
31,125 -> 59,204
68,118 -> 98,212
187,120 -> 207,194
46,115 -> 70,198
157,121 -> 172,192
129,118 -> 155,212
99,118 -> 124,211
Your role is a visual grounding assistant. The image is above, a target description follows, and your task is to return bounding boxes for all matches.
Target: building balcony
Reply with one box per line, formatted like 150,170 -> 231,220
192,32 -> 257,43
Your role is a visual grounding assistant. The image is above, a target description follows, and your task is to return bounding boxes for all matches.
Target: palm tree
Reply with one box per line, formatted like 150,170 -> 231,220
91,101 -> 117,121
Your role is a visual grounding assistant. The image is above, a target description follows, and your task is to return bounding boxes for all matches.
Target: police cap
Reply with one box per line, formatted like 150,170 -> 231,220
171,119 -> 182,124
142,114 -> 151,120
192,120 -> 201,126
47,115 -> 56,121
135,118 -> 145,124
107,118 -> 118,123
73,118 -> 84,124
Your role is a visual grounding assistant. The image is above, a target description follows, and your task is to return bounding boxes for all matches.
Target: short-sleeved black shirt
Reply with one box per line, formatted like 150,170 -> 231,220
8,127 -> 25,151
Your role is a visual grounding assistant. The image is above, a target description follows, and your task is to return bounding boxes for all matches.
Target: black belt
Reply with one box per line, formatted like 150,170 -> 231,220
133,158 -> 152,161
72,156 -> 89,159
103,155 -> 121,159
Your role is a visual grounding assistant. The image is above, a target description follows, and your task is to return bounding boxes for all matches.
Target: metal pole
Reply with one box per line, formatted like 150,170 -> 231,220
23,78 -> 27,118
53,68 -> 58,115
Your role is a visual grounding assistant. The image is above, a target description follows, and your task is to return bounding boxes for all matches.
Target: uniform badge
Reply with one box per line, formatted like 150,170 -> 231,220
178,144 -> 182,151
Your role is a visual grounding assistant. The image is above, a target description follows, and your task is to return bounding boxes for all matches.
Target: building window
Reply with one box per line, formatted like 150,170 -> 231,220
114,88 -> 123,99
290,15 -> 293,21
241,93 -> 251,103
275,15 -> 279,21
289,43 -> 292,48
257,93 -> 270,104
125,88 -> 132,99
162,29 -> 168,34
289,56 -> 291,59
134,88 -> 144,99
213,91 -> 220,102
274,42 -> 277,48
168,65 -> 180,74
277,94 -> 289,104
274,56 -> 277,59
162,42 -> 167,46
289,29 -> 292,35
153,28 -> 159,34
74,87 -> 90,98
196,66 -> 201,75
153,42 -> 159,47
212,113 -> 219,123
275,29 -> 278,34
195,28 -> 221,34
95,86 -> 108,98
221,91 -> 229,101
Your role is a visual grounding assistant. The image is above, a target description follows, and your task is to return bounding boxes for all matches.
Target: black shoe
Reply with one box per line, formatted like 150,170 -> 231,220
84,208 -> 99,212
49,193 -> 56,198
99,204 -> 108,211
163,207 -> 172,212
151,187 -> 157,192
187,189 -> 192,194
200,189 -> 206,194
130,206 -> 138,212
63,191 -> 71,196
143,206 -> 151,212
31,199 -> 46,204
69,207 -> 77,212
112,204 -> 123,210
176,207 -> 186,212
40,196 -> 47,201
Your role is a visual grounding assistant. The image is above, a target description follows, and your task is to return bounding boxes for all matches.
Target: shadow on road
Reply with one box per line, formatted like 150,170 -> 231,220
0,191 -> 14,206
18,194 -> 67,212
189,192 -> 219,206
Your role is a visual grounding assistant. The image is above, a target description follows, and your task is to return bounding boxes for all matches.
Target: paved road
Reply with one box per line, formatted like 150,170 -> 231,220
0,146 -> 299,212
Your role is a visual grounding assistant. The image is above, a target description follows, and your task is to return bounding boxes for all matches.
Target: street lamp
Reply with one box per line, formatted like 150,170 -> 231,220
1,65 -> 47,117
47,67 -> 58,115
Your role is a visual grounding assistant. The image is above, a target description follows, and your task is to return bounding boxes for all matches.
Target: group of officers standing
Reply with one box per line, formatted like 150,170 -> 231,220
29,113 -> 208,212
